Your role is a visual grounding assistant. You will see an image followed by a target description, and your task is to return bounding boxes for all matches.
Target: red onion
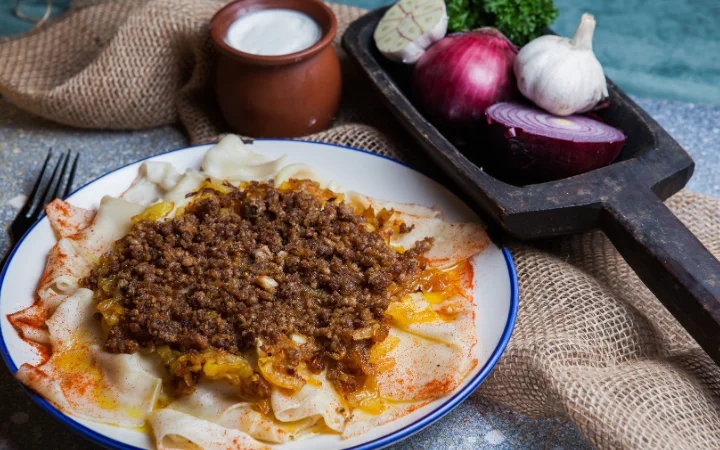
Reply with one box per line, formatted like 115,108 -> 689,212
485,102 -> 626,182
412,29 -> 519,137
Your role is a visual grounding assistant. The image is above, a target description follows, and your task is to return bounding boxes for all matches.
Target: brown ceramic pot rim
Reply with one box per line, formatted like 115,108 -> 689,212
210,0 -> 338,66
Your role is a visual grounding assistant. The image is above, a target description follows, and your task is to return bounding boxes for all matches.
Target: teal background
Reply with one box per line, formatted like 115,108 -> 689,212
552,0 -> 720,106
1,0 -> 69,33
1,0 -> 719,105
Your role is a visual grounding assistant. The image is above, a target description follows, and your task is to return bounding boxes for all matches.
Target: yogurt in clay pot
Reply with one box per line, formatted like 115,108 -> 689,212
226,9 -> 322,56
210,0 -> 341,138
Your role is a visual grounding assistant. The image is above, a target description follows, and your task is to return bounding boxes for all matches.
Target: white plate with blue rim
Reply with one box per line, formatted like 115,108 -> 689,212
0,140 -> 518,449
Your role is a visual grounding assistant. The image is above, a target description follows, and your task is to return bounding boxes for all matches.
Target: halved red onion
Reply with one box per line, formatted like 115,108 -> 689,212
484,102 -> 626,182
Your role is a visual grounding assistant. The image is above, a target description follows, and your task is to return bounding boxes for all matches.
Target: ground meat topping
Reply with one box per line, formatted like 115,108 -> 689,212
83,181 -> 432,397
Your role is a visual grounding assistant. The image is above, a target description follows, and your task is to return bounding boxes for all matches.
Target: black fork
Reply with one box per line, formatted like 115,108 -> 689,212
1,150 -> 79,270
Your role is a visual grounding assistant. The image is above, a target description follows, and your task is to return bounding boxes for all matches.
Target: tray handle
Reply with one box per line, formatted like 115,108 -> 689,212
602,186 -> 720,364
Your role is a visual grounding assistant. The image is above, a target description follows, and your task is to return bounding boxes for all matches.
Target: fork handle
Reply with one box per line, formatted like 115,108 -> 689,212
1,250 -> 10,274
1,235 -> 16,272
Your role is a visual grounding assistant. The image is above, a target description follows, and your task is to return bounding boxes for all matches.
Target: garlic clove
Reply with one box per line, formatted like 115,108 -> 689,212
374,0 -> 448,64
515,13 -> 609,116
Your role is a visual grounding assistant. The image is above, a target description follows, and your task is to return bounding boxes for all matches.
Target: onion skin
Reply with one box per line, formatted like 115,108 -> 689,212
485,102 -> 626,182
411,28 -> 519,139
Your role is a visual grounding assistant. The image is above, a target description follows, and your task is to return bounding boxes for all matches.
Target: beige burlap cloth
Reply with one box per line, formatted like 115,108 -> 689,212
2,1 -> 720,448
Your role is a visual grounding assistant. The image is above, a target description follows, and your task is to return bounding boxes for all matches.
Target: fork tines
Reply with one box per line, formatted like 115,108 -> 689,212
20,150 -> 79,221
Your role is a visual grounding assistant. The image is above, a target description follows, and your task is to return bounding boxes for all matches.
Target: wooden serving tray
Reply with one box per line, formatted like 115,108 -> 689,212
342,7 -> 720,365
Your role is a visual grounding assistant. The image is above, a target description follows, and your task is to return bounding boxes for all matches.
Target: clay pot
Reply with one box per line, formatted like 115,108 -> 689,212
210,0 -> 341,138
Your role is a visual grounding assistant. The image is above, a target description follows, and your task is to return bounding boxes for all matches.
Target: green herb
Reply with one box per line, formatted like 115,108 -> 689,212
446,0 -> 485,32
445,0 -> 558,46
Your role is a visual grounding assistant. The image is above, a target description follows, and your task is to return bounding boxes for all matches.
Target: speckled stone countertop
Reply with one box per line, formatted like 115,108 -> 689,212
0,97 -> 718,450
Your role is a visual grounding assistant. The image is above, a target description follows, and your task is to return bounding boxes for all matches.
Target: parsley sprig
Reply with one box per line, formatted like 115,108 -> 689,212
446,0 -> 558,46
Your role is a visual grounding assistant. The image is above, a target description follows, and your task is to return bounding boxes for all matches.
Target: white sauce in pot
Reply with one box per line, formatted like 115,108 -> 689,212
226,9 -> 323,56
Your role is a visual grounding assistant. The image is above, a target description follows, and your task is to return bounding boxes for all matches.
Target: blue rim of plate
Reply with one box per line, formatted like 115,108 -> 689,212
0,139 -> 519,450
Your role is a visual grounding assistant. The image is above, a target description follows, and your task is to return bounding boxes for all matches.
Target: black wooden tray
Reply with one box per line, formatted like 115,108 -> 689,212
343,7 -> 720,365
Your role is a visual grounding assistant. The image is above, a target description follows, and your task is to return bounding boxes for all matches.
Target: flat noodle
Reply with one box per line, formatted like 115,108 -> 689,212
365,196 -> 443,219
353,194 -> 489,265
9,197 -> 145,355
390,215 -> 489,267
15,289 -> 162,427
168,381 -> 242,423
9,135 -> 490,449
8,304 -> 51,346
9,238 -> 87,346
68,196 -> 146,260
121,161 -> 181,206
168,381 -> 319,444
273,163 -> 329,189
151,409 -> 270,450
342,401 -> 430,439
163,169 -> 206,214
376,327 -> 476,400
218,404 -> 319,443
37,238 -> 86,301
201,134 -> 286,181
270,371 -> 347,433
45,199 -> 95,238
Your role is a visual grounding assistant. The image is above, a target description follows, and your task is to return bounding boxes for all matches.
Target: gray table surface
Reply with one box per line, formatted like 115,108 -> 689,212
0,97 -> 718,449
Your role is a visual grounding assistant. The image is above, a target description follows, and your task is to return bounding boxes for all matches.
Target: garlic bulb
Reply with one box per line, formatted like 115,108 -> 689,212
514,13 -> 608,116
374,0 -> 447,64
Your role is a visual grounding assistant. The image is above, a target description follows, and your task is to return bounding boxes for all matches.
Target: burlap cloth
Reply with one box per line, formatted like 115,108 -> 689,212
1,1 -> 719,448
